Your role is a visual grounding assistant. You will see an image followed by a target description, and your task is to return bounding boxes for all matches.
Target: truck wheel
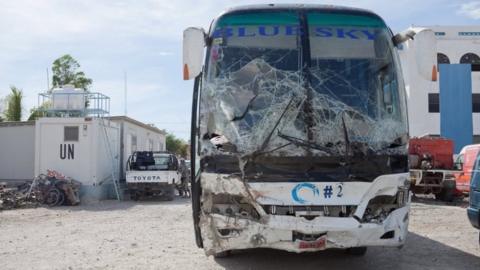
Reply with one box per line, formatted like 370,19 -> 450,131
436,181 -> 455,202
130,191 -> 140,201
345,247 -> 367,256
165,186 -> 175,201
166,193 -> 175,201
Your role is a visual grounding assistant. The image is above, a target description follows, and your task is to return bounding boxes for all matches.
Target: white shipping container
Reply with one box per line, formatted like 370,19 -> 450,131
34,117 -> 120,200
0,121 -> 35,183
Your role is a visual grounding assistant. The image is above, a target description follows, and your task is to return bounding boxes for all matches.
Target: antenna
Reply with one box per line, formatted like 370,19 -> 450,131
124,71 -> 127,116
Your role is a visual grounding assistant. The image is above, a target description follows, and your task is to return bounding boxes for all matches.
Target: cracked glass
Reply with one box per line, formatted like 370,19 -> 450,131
199,11 -> 407,157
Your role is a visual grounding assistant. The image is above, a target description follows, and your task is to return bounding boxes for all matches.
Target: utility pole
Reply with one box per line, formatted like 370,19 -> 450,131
46,68 -> 50,91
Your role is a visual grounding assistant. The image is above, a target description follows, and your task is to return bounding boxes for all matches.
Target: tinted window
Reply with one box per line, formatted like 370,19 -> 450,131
473,93 -> 480,113
428,93 -> 439,113
437,53 -> 450,64
472,153 -> 480,189
460,53 -> 480,64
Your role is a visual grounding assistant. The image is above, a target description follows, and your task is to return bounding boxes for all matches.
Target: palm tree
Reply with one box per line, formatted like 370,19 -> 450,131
4,86 -> 23,121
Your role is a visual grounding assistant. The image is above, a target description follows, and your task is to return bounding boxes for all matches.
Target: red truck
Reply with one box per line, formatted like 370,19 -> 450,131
454,144 -> 480,193
409,137 -> 459,201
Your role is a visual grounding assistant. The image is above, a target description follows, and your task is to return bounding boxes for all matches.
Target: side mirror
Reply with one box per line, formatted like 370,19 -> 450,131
183,27 -> 206,80
394,27 -> 437,82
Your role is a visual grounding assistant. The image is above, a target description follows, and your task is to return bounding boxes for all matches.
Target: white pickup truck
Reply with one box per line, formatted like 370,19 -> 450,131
126,151 -> 181,200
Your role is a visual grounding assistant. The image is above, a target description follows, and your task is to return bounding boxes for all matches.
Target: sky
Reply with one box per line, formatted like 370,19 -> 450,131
1,0 -> 480,140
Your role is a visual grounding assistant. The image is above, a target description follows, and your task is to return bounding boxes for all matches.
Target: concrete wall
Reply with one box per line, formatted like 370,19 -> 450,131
0,122 -> 35,182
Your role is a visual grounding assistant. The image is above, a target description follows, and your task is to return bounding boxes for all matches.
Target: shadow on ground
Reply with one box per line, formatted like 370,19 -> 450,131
213,233 -> 480,270
412,194 -> 469,208
42,196 -> 192,212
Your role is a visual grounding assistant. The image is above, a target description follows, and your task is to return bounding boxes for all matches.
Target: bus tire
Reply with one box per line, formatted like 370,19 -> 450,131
345,247 -> 367,256
213,250 -> 231,258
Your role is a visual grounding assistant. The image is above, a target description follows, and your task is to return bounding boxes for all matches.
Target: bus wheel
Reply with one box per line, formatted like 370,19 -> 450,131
345,247 -> 367,256
213,250 -> 231,258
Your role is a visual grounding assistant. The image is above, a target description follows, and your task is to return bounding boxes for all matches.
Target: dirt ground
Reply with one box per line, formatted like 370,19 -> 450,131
0,196 -> 479,270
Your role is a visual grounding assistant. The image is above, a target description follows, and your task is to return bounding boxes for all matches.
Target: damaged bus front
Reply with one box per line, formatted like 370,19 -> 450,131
183,4 -> 437,256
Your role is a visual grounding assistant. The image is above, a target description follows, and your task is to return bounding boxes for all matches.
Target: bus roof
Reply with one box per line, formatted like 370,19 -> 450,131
210,4 -> 385,34
217,4 -> 380,19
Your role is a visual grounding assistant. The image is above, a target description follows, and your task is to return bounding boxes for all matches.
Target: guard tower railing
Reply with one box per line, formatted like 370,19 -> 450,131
37,88 -> 110,117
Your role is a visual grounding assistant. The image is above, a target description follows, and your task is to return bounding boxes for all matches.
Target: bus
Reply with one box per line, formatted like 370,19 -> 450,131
183,4 -> 436,257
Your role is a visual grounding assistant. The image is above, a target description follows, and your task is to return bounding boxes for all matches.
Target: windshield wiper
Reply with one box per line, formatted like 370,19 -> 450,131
231,94 -> 258,122
341,112 -> 351,160
242,96 -> 297,162
277,131 -> 336,155
377,134 -> 408,151
347,174 -> 373,182
257,96 -> 296,153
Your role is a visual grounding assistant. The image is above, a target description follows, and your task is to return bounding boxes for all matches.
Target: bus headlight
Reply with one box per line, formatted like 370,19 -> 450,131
362,187 -> 409,223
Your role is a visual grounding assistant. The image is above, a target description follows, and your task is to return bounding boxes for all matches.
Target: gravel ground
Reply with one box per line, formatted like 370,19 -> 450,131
0,196 -> 479,270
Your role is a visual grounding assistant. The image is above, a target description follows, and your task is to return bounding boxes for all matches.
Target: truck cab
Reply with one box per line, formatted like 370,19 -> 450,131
455,144 -> 480,193
467,151 -> 480,244
126,151 -> 180,200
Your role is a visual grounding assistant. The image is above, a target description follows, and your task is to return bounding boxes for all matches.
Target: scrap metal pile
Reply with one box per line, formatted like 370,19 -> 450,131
0,170 -> 81,211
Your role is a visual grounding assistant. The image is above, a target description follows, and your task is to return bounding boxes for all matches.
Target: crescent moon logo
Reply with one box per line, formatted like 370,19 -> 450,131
291,183 -> 320,204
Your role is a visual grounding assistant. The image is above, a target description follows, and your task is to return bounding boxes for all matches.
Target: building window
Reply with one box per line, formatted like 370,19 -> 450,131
428,93 -> 440,113
131,135 -> 137,153
64,126 -> 79,141
473,94 -> 480,113
149,139 -> 154,151
437,53 -> 450,64
460,53 -> 480,64
459,32 -> 480,36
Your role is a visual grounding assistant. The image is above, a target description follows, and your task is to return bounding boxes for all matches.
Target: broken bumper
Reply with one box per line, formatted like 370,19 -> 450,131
201,205 -> 409,254
199,172 -> 410,255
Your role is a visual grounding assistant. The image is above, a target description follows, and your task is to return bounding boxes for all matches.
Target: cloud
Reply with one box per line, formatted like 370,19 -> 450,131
458,1 -> 480,19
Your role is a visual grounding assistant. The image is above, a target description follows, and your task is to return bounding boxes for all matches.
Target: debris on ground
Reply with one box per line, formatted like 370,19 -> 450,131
0,170 -> 81,211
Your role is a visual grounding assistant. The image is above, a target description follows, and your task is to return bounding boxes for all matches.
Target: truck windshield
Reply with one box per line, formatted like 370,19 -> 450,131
150,154 -> 171,170
200,10 -> 407,157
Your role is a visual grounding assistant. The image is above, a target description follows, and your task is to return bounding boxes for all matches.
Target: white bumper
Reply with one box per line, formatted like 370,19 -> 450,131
126,171 -> 179,185
199,173 -> 410,255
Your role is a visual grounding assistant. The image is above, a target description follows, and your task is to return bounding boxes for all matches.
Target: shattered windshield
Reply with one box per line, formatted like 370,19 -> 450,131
200,11 -> 407,157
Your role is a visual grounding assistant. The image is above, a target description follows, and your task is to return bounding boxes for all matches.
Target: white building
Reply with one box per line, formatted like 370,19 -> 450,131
400,26 -> 480,144
108,116 -> 166,180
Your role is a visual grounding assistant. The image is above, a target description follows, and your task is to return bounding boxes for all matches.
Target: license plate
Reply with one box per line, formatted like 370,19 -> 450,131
298,236 -> 327,249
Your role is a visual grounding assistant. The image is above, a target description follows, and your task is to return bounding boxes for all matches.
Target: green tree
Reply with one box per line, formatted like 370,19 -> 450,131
28,101 -> 51,121
51,54 -> 92,90
166,134 -> 188,157
4,86 -> 23,121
